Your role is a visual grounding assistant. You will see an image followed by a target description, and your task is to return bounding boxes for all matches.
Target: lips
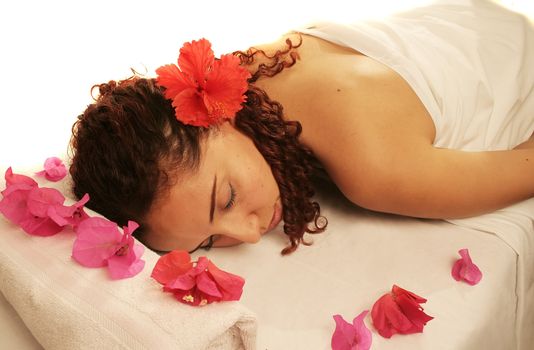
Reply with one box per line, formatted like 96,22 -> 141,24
266,199 -> 283,233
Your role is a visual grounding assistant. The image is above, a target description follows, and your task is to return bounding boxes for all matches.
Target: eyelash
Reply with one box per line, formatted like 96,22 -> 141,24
224,183 -> 237,210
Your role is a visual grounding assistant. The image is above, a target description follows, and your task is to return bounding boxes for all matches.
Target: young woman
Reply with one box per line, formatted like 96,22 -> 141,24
69,0 -> 534,255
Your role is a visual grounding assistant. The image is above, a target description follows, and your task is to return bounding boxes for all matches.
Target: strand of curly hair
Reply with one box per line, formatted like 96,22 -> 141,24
233,34 -> 327,254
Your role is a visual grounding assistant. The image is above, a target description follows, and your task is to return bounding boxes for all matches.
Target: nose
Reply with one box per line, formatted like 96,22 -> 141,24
217,212 -> 261,244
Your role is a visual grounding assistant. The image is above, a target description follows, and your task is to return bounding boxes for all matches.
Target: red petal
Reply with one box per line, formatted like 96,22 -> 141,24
392,285 -> 427,304
151,250 -> 193,285
203,54 -> 250,120
395,294 -> 434,334
171,88 -> 211,127
207,260 -> 245,301
178,38 -> 214,87
196,271 -> 223,298
155,64 -> 195,101
373,293 -> 415,338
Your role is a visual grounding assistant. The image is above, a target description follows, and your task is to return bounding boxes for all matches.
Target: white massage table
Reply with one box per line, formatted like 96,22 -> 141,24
0,170 -> 533,349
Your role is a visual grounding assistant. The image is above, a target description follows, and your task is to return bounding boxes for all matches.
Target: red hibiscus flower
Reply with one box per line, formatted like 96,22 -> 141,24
151,250 -> 245,306
156,38 -> 251,127
371,285 -> 433,338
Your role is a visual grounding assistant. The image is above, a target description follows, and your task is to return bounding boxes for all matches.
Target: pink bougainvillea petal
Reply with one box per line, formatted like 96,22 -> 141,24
451,248 -> 483,285
35,157 -> 67,182
151,250 -> 194,285
12,187 -> 65,236
51,193 -> 90,228
332,311 -> 372,350
4,167 -> 38,188
107,243 -> 145,280
26,187 -> 65,217
353,311 -> 372,350
19,216 -> 64,237
106,221 -> 145,279
72,217 -> 123,267
0,185 -> 34,225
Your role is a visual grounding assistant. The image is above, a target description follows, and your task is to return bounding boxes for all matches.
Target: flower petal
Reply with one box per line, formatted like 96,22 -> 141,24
19,216 -> 63,236
155,63 -> 195,100
151,250 -> 194,285
203,54 -> 250,120
452,248 -> 483,285
4,167 -> 38,187
332,314 -> 357,350
50,193 -> 90,228
107,243 -> 145,280
395,293 -> 434,334
72,217 -> 122,267
171,88 -> 210,126
352,310 -> 372,350
26,187 -> 65,217
178,38 -> 214,86
207,260 -> 245,301
35,157 -> 67,182
0,185 -> 34,225
371,293 -> 412,338
196,271 -> 223,299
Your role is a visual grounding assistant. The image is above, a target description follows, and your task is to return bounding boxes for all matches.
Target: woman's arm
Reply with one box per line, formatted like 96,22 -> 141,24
345,145 -> 534,219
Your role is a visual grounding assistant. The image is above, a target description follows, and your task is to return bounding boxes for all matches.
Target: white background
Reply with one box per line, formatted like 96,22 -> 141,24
0,0 -> 532,169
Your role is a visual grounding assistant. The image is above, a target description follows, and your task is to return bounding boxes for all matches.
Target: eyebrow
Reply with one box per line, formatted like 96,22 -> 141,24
209,175 -> 217,223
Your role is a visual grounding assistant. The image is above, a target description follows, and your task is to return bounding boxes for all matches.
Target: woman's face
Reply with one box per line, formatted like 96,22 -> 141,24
145,121 -> 283,252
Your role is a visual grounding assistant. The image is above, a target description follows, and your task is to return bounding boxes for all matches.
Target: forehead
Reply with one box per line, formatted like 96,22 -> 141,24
146,140 -> 217,249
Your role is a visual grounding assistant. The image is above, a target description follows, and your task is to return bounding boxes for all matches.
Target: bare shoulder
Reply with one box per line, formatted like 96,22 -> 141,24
251,34 -> 437,204
279,36 -> 437,199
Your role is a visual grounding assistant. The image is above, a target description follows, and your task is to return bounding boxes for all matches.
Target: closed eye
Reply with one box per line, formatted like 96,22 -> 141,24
224,183 -> 237,210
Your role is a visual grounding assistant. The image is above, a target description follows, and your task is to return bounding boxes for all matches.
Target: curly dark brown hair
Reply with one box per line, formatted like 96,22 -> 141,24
69,36 -> 326,255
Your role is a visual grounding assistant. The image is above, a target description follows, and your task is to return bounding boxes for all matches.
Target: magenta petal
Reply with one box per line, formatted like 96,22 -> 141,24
107,245 -> 145,280
5,167 -> 38,187
19,216 -> 63,236
53,193 -> 90,228
36,157 -> 67,182
332,311 -> 371,350
26,187 -> 65,217
106,231 -> 145,280
332,314 -> 357,350
0,187 -> 33,225
72,217 -> 122,267
352,311 -> 372,350
124,220 -> 139,235
452,248 -> 483,285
